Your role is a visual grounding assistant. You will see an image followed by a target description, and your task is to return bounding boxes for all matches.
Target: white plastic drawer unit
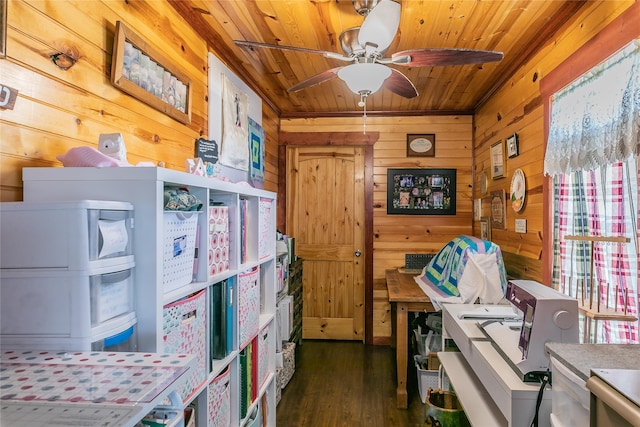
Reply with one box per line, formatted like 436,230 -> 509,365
0,200 -> 134,270
0,262 -> 136,350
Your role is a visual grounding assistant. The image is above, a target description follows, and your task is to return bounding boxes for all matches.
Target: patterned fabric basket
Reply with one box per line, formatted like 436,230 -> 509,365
208,366 -> 231,427
257,325 -> 270,390
258,198 -> 273,260
162,289 -> 207,402
238,267 -> 260,349
208,205 -> 229,277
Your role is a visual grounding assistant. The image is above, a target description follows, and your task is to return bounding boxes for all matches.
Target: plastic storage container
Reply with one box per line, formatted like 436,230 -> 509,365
163,211 -> 200,292
238,267 -> 260,349
208,204 -> 230,277
0,200 -> 134,271
162,289 -> 207,402
550,356 -> 589,427
208,366 -> 231,427
0,262 -> 137,351
415,354 -> 441,404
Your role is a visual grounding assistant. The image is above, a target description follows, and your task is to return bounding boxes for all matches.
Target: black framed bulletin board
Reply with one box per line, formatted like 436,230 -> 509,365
387,168 -> 456,215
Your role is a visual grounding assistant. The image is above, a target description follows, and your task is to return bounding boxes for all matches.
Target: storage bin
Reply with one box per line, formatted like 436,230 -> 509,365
415,354 -> 441,404
208,205 -> 230,276
280,342 -> 296,389
238,267 -> 260,349
550,356 -> 589,427
0,200 -> 134,271
257,325 -> 271,391
163,211 -> 200,292
414,328 -> 442,356
90,267 -> 136,324
91,323 -> 137,352
208,366 -> 231,427
258,197 -> 273,260
0,262 -> 136,351
163,289 -> 207,402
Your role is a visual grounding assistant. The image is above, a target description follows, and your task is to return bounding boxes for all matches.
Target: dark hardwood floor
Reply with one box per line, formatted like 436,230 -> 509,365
275,340 -> 426,427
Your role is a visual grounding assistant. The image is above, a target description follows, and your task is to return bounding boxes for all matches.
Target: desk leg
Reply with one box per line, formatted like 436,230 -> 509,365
396,302 -> 408,409
390,302 -> 396,349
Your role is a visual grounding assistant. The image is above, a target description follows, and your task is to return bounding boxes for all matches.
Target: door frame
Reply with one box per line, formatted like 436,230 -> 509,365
278,131 -> 379,344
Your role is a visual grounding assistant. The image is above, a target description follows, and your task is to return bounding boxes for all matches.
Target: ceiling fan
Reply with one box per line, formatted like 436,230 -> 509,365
234,0 -> 504,102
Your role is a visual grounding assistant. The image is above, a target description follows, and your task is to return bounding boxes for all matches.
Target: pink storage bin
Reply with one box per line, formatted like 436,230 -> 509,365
162,289 -> 207,402
208,205 -> 230,277
258,198 -> 272,260
257,324 -> 270,391
208,365 -> 231,427
238,267 -> 260,349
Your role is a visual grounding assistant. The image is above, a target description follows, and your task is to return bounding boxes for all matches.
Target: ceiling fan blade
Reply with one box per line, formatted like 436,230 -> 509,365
358,0 -> 400,53
383,68 -> 418,98
234,40 -> 351,61
287,67 -> 344,93
390,48 -> 504,67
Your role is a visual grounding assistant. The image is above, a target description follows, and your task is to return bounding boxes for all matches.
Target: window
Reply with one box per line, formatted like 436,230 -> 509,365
545,41 -> 639,344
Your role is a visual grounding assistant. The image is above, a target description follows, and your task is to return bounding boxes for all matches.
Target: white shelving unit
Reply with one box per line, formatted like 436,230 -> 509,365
22,166 -> 277,427
440,303 -> 552,427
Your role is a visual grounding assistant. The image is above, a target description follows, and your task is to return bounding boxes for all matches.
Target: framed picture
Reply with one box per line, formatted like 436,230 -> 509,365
490,140 -> 505,179
406,134 -> 435,157
480,217 -> 492,241
387,168 -> 456,215
506,133 -> 519,158
478,170 -> 488,196
111,21 -> 191,124
490,190 -> 506,229
474,198 -> 482,221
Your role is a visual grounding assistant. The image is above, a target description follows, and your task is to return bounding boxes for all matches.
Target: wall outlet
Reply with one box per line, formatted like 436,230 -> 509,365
515,219 -> 527,233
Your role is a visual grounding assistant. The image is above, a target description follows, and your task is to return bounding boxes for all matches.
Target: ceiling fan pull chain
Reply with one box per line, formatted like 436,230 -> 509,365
361,92 -> 368,134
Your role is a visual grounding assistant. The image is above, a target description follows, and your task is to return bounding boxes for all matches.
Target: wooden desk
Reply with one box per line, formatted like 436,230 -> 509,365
386,269 -> 435,408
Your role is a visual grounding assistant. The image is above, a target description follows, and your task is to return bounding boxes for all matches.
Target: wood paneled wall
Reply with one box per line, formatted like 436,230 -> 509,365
280,116 -> 473,342
1,0 -> 634,344
472,0 -> 634,282
0,0 -> 279,203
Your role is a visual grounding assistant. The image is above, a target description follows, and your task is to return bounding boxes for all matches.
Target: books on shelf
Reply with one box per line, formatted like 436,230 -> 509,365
210,280 -> 228,361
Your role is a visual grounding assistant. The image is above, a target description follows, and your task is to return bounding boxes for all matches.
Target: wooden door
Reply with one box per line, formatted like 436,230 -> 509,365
286,146 -> 365,340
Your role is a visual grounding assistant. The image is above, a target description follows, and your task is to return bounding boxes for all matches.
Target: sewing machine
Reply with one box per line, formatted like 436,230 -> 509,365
480,280 -> 579,382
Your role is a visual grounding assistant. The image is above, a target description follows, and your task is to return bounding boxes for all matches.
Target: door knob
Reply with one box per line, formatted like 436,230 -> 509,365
355,250 -> 362,257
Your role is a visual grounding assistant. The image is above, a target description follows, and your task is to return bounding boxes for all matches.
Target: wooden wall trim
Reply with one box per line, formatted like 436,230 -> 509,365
278,131 -> 379,344
540,1 -> 640,285
280,110 -> 473,119
364,141 -> 374,345
279,131 -> 380,146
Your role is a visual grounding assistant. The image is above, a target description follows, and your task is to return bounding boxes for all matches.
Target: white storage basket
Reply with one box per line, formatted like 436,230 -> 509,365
163,211 -> 200,292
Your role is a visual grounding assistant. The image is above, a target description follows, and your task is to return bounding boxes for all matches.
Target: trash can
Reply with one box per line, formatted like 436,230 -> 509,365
425,388 -> 471,427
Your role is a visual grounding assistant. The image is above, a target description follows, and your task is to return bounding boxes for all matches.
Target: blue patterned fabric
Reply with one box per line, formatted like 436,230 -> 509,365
423,235 -> 507,297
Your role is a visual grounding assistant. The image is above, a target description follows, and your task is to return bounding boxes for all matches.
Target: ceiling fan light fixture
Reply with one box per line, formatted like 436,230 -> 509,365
338,62 -> 392,95
357,0 -> 400,52
352,0 -> 379,15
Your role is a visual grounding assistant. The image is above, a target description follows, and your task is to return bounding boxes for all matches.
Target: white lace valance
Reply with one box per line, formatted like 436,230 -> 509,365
544,40 -> 640,176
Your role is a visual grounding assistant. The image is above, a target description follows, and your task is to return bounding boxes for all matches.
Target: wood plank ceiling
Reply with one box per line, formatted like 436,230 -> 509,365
169,0 -> 588,117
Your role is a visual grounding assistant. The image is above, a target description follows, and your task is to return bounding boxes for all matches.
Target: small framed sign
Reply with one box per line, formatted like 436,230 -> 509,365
406,134 -> 435,157
490,190 -> 507,229
480,217 -> 492,241
506,133 -> 519,158
490,140 -> 505,179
